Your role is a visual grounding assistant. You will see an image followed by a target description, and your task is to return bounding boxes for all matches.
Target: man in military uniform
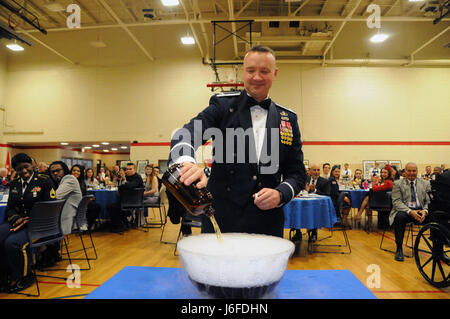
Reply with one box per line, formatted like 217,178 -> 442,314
168,45 -> 306,238
0,153 -> 56,293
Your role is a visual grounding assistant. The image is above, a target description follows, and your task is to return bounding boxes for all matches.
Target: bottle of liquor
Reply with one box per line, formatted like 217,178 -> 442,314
162,163 -> 214,217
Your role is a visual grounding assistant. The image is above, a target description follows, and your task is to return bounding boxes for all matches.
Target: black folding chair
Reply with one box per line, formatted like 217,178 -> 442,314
173,211 -> 202,256
309,193 -> 351,254
368,190 -> 392,233
144,192 -> 166,228
120,188 -> 147,232
19,199 -> 68,297
62,195 -> 97,270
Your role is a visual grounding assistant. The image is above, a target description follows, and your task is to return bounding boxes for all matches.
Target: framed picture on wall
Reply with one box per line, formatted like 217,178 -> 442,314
362,160 -> 375,180
389,160 -> 402,169
120,161 -> 129,169
303,160 -> 309,168
137,160 -> 149,176
376,160 -> 389,168
159,160 -> 168,173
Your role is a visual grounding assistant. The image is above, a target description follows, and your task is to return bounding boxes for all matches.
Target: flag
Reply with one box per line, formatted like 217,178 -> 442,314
5,151 -> 10,174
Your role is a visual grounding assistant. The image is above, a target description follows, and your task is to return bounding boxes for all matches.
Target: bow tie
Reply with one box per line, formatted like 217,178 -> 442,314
246,96 -> 272,110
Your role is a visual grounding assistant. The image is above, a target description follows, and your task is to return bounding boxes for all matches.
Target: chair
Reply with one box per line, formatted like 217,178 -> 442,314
367,190 -> 392,233
173,211 -> 202,256
18,199 -> 67,297
309,193 -> 351,254
62,195 -> 97,270
120,188 -> 146,232
143,190 -> 167,228
378,191 -> 415,258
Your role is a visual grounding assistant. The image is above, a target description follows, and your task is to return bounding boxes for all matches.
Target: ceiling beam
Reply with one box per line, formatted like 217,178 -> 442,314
179,0 -> 205,58
192,0 -> 210,60
119,0 -> 139,22
320,0 -> 329,16
227,0 -> 239,58
408,26 -> 450,64
236,0 -> 254,17
290,0 -> 311,17
17,15 -> 450,34
97,0 -> 154,61
322,0 -> 362,62
384,0 -> 399,16
0,15 -> 76,65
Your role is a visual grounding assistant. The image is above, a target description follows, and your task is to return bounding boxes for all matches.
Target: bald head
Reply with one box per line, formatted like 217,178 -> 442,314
309,164 -> 321,178
405,162 -> 418,181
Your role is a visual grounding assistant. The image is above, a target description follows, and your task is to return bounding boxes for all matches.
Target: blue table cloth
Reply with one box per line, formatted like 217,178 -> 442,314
0,203 -> 6,223
85,266 -> 376,299
87,189 -> 117,219
347,189 -> 369,208
283,196 -> 337,229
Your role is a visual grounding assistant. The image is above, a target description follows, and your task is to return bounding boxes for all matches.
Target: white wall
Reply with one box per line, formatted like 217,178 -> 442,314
2,57 -> 450,171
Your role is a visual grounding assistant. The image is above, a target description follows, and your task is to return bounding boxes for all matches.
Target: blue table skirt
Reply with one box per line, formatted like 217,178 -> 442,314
284,197 -> 337,229
346,190 -> 369,208
85,266 -> 376,299
0,204 -> 6,223
87,189 -> 118,219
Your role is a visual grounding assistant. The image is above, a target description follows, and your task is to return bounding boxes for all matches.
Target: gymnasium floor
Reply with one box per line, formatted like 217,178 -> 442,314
0,208 -> 448,300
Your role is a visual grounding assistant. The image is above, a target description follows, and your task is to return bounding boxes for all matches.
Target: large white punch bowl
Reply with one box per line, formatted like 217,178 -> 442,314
177,233 -> 295,298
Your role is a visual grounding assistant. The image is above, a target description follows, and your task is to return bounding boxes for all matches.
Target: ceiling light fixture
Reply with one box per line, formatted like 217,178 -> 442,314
120,146 -> 128,149
370,33 -> 389,43
161,0 -> 179,6
111,148 -> 118,151
101,142 -> 109,145
92,144 -> 100,147
60,142 -> 69,145
6,43 -> 24,51
181,36 -> 195,45
84,146 -> 92,149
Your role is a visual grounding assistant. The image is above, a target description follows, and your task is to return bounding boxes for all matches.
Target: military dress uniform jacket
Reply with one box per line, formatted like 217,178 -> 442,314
5,172 -> 56,226
169,90 -> 306,237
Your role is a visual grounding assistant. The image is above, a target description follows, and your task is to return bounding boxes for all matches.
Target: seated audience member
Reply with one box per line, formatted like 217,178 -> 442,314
441,164 -> 447,172
37,162 -> 48,174
0,168 -> 9,190
432,166 -> 442,180
97,167 -> 106,186
341,163 -> 352,180
322,163 -> 331,179
389,162 -> 431,262
291,164 -> 330,242
85,168 -> 100,189
351,169 -> 365,189
49,161 -> 82,236
143,165 -> 159,205
104,169 -> 114,187
354,165 -> 394,227
391,165 -> 401,180
370,162 -> 381,178
329,165 -> 352,226
0,153 -> 56,293
107,163 -> 144,233
71,165 -> 101,230
153,166 -> 162,191
422,166 -> 432,181
400,169 -> 406,179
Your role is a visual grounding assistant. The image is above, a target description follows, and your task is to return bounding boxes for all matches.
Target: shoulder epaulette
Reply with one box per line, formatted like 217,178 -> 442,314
38,173 -> 50,179
215,90 -> 241,98
275,103 -> 297,115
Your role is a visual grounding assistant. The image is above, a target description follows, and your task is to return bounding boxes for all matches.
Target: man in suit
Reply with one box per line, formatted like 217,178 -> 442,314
291,164 -> 330,242
107,163 -> 144,233
168,45 -> 306,238
0,153 -> 56,293
389,162 -> 431,261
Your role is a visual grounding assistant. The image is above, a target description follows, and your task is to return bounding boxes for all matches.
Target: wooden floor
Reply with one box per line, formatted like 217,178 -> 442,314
1,208 -> 449,300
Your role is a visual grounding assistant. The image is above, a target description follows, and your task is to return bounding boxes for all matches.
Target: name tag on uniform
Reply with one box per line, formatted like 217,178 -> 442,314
33,191 -> 37,198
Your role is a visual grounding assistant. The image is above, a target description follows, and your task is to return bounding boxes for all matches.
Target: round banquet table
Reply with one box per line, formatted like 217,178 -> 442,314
87,189 -> 118,220
283,195 -> 337,230
0,203 -> 6,223
346,189 -> 369,208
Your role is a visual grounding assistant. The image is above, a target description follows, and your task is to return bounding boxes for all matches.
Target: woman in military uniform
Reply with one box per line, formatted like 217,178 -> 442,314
0,153 -> 56,293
